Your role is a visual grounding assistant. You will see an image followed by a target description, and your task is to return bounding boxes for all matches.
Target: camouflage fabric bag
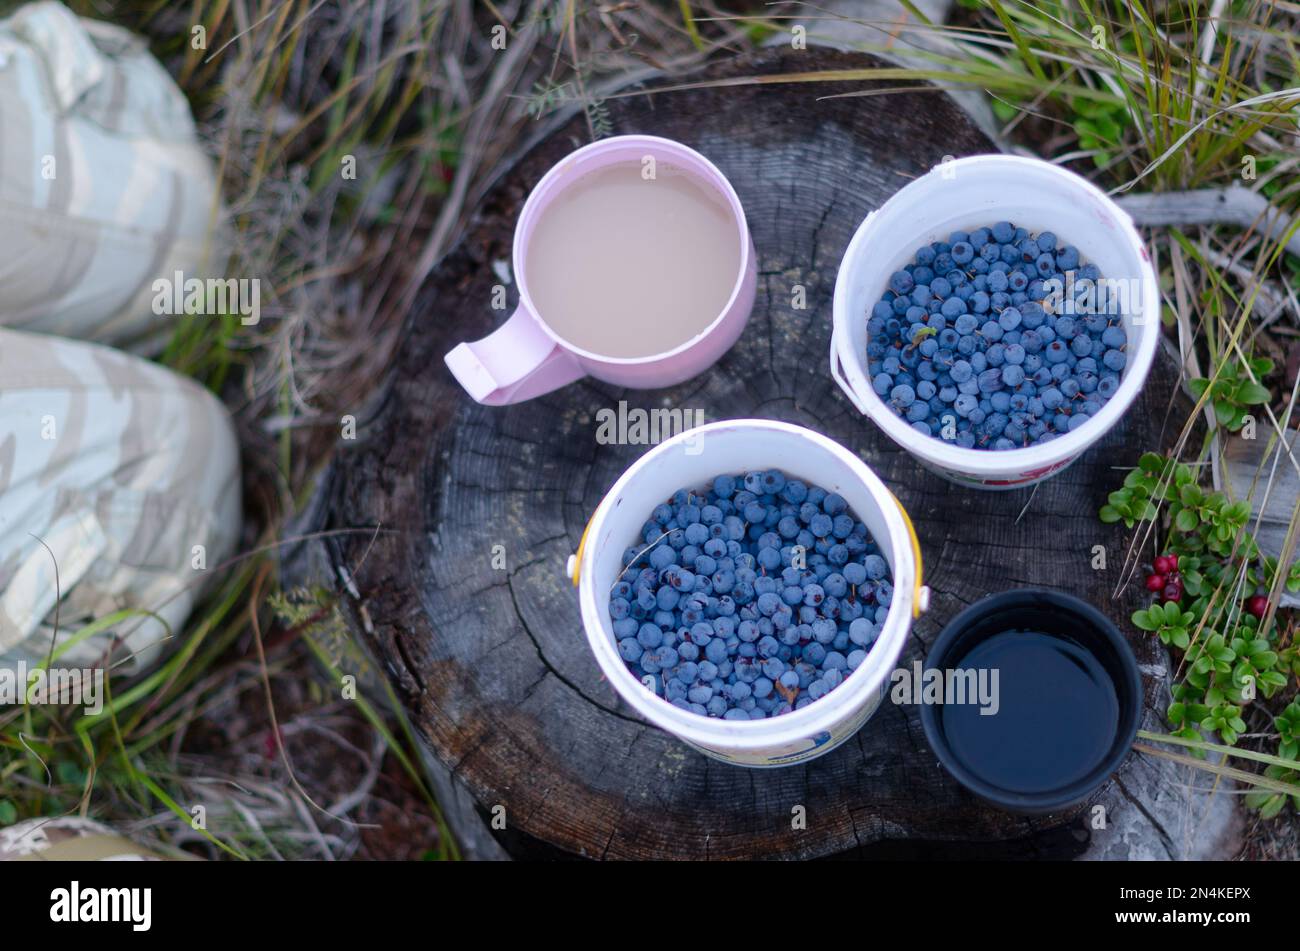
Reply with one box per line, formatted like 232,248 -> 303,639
0,330 -> 241,671
0,0 -> 225,349
0,817 -> 169,860
0,3 -> 240,672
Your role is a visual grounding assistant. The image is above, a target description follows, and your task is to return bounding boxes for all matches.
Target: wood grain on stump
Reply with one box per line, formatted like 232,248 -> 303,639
315,49 -> 1197,859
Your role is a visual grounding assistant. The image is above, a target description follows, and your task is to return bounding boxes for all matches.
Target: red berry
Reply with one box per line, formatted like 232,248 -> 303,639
1162,580 -> 1183,603
1145,574 -> 1166,592
1154,554 -> 1178,576
1247,595 -> 1268,618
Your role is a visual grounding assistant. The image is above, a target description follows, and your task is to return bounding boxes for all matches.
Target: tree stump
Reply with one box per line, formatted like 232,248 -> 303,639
309,48 -> 1237,859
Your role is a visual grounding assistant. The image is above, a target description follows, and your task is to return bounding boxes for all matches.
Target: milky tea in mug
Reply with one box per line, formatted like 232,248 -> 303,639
524,160 -> 742,359
444,135 -> 755,405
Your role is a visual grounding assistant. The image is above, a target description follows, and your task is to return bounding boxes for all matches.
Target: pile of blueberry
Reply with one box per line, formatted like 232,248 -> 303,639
608,471 -> 893,720
867,221 -> 1129,450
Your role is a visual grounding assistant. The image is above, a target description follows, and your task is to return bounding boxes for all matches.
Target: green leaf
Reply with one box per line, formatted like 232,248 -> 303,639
1226,500 -> 1251,522
1247,790 -> 1284,816
1236,381 -> 1271,404
1214,399 -> 1237,426
1132,608 -> 1158,631
1099,504 -> 1122,524
1093,116 -> 1121,141
1179,484 -> 1203,506
1175,508 -> 1199,532
990,98 -> 1019,122
1188,378 -> 1210,399
0,801 -> 15,825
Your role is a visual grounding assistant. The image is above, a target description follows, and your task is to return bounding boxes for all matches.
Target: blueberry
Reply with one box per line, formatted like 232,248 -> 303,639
977,368 -> 1003,393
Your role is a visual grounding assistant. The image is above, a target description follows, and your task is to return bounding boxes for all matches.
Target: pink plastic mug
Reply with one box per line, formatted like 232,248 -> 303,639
444,135 -> 757,405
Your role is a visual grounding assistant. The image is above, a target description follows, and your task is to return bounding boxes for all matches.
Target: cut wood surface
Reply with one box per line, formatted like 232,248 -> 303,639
306,49 -> 1238,859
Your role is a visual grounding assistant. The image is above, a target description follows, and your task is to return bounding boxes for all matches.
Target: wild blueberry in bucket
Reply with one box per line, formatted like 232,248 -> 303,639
609,471 -> 893,720
866,222 -> 1129,450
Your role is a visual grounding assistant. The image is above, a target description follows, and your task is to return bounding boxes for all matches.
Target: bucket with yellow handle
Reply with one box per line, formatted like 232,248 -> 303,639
567,419 -> 928,767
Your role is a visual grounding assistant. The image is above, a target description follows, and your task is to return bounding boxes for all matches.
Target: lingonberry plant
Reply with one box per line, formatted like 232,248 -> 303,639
1103,452 -> 1300,814
1187,356 -> 1274,433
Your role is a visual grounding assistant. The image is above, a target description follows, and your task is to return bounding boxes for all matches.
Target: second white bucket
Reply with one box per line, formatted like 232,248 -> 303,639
830,154 -> 1160,489
569,419 -> 928,767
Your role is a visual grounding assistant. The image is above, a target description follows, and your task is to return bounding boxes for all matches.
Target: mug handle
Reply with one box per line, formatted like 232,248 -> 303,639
444,305 -> 585,405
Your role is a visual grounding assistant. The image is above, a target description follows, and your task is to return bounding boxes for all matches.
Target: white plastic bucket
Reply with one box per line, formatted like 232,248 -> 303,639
830,154 -> 1160,489
568,419 -> 929,767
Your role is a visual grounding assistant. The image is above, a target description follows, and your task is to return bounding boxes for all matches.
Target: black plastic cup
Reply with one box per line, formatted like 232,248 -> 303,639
919,588 -> 1142,814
